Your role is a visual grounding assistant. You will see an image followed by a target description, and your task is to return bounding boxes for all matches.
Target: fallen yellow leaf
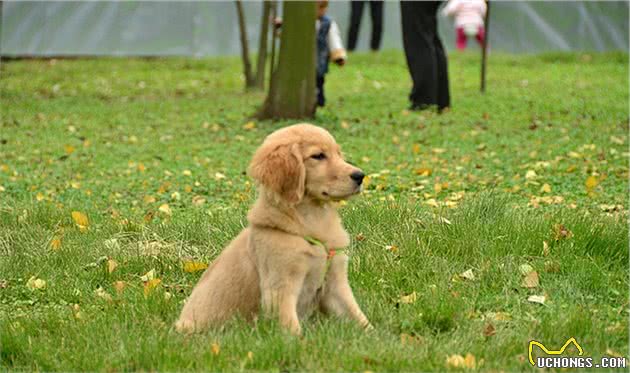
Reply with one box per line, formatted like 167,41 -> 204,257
540,183 -> 551,193
51,237 -> 62,251
425,199 -> 439,208
415,167 -> 432,176
158,204 -> 172,216
71,211 -> 89,231
398,291 -> 417,304
553,224 -> 573,241
107,259 -> 118,274
460,269 -> 475,281
483,322 -> 496,337
463,353 -> 477,369
527,294 -> 546,305
192,195 -> 206,206
400,333 -> 424,346
521,271 -> 540,288
485,311 -> 511,321
64,144 -> 75,155
519,264 -> 534,275
211,342 -> 220,355
446,354 -> 463,368
141,269 -> 156,282
385,245 -> 398,253
585,175 -> 599,190
183,261 -> 208,273
94,287 -> 113,302
525,170 -> 537,179
143,278 -> 162,296
113,281 -> 126,294
26,276 -> 46,290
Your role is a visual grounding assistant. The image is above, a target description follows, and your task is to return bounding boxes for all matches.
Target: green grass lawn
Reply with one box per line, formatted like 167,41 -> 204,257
0,50 -> 628,371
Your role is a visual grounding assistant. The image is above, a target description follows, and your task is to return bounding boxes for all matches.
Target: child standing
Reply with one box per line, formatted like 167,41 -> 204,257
316,0 -> 346,107
442,0 -> 487,50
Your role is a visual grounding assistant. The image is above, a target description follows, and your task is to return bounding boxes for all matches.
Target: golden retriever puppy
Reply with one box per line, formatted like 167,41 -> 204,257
175,123 -> 371,335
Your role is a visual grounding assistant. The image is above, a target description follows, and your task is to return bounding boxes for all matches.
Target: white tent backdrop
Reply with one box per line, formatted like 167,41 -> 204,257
1,1 -> 628,57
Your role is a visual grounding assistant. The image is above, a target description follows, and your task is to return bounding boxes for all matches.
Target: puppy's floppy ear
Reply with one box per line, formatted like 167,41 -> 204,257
249,142 -> 305,204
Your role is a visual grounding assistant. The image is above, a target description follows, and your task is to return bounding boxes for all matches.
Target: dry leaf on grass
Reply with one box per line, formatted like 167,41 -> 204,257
415,167 -> 432,176
143,278 -> 161,296
527,295 -> 546,305
585,175 -> 599,191
26,276 -> 46,290
459,269 -> 475,281
183,261 -> 208,273
525,170 -> 537,179
400,333 -> 424,346
141,269 -> 156,282
544,260 -> 560,273
211,342 -> 220,355
446,353 -> 477,369
540,183 -> 552,193
485,312 -> 511,321
51,237 -> 62,251
398,292 -> 417,304
113,281 -> 126,294
483,322 -> 496,337
158,204 -> 172,216
64,144 -> 75,155
192,195 -> 206,206
71,211 -> 89,231
385,245 -> 398,253
94,287 -> 113,302
107,259 -> 118,274
553,224 -> 573,241
521,271 -> 540,288
519,264 -> 534,275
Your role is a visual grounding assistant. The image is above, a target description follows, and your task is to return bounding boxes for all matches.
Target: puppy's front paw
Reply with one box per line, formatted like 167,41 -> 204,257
175,319 -> 196,334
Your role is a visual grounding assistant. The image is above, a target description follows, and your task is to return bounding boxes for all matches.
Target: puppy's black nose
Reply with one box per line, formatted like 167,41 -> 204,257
350,171 -> 365,185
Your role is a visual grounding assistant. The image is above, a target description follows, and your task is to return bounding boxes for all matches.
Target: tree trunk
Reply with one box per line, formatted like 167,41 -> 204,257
268,1 -> 278,90
254,1 -> 271,89
258,1 -> 317,119
480,0 -> 490,93
235,0 -> 256,88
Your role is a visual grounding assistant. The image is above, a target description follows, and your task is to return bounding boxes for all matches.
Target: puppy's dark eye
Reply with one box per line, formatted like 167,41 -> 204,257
311,152 -> 326,160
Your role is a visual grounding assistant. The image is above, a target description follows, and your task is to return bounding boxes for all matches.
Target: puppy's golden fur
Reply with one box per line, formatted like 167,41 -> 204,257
175,123 -> 370,335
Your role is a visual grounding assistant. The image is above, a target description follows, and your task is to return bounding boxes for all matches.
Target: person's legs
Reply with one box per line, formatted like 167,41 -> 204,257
476,26 -> 485,47
434,32 -> 450,111
347,1 -> 365,51
456,27 -> 467,50
401,1 -> 439,109
369,0 -> 384,51
316,75 -> 326,107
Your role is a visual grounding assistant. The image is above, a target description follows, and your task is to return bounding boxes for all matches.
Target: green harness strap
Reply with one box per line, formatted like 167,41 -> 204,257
304,236 -> 345,286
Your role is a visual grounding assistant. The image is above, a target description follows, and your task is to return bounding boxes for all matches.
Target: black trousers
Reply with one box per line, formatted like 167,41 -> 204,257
316,75 -> 325,107
347,0 -> 383,51
400,1 -> 450,111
